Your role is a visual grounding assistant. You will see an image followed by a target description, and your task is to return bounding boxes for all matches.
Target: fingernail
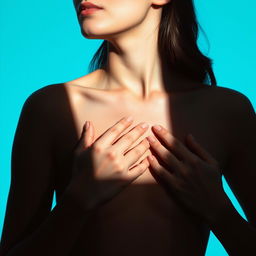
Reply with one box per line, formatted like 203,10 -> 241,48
140,122 -> 149,129
153,125 -> 162,131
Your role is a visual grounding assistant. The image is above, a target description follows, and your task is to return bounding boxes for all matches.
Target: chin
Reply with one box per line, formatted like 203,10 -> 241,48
80,27 -> 116,40
81,30 -> 106,40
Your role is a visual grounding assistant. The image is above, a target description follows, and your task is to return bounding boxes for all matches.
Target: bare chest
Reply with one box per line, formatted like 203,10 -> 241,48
55,86 -> 230,255
68,88 -> 229,173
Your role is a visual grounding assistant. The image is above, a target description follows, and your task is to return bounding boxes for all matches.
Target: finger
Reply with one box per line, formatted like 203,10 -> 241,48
113,122 -> 149,154
124,138 -> 150,167
84,121 -> 95,147
186,134 -> 218,166
146,135 -> 181,171
147,155 -> 176,185
94,116 -> 134,148
125,157 -> 149,181
73,121 -> 91,154
152,125 -> 197,163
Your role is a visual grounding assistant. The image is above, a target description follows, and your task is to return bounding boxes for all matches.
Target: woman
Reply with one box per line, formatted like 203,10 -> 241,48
0,0 -> 255,255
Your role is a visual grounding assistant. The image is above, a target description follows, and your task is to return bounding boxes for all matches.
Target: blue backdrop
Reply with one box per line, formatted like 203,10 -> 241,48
0,1 -> 255,255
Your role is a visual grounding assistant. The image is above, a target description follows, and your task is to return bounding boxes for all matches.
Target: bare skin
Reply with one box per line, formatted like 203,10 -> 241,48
55,70 -> 231,255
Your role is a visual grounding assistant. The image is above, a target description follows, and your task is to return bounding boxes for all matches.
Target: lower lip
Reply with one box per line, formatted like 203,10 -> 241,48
80,8 -> 102,16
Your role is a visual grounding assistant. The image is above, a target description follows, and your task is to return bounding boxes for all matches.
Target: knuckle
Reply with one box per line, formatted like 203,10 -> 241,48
113,161 -> 125,172
93,143 -> 103,153
134,147 -> 142,156
110,126 -> 121,134
120,119 -> 128,126
106,150 -> 117,160
124,134 -> 134,142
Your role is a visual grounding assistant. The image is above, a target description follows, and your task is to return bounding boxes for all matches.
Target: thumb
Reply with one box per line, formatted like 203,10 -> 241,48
83,120 -> 95,148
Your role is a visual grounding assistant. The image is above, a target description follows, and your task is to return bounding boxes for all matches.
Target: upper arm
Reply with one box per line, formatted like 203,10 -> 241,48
0,87 -> 56,254
223,90 -> 256,228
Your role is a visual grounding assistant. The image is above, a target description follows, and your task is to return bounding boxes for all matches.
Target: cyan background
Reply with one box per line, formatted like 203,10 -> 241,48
0,1 -> 255,255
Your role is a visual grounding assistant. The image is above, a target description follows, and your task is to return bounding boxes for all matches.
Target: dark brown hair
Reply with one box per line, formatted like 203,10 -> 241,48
88,0 -> 217,86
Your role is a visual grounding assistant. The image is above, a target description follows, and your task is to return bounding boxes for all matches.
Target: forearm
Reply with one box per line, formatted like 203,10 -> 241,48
206,197 -> 256,256
3,187 -> 92,256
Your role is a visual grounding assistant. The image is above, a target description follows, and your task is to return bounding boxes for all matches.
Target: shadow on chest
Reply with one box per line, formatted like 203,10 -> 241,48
55,97 -> 228,200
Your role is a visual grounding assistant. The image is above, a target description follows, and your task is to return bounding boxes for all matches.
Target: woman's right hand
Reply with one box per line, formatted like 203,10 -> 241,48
66,116 -> 151,212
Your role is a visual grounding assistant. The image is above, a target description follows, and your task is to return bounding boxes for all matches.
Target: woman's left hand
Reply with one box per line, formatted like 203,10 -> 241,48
146,125 -> 229,221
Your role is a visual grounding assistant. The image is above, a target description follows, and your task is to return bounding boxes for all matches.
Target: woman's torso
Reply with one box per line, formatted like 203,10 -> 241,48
51,72 -> 232,256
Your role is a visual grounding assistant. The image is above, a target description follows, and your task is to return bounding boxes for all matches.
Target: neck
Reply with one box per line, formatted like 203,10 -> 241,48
99,38 -> 200,101
96,7 -> 200,101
